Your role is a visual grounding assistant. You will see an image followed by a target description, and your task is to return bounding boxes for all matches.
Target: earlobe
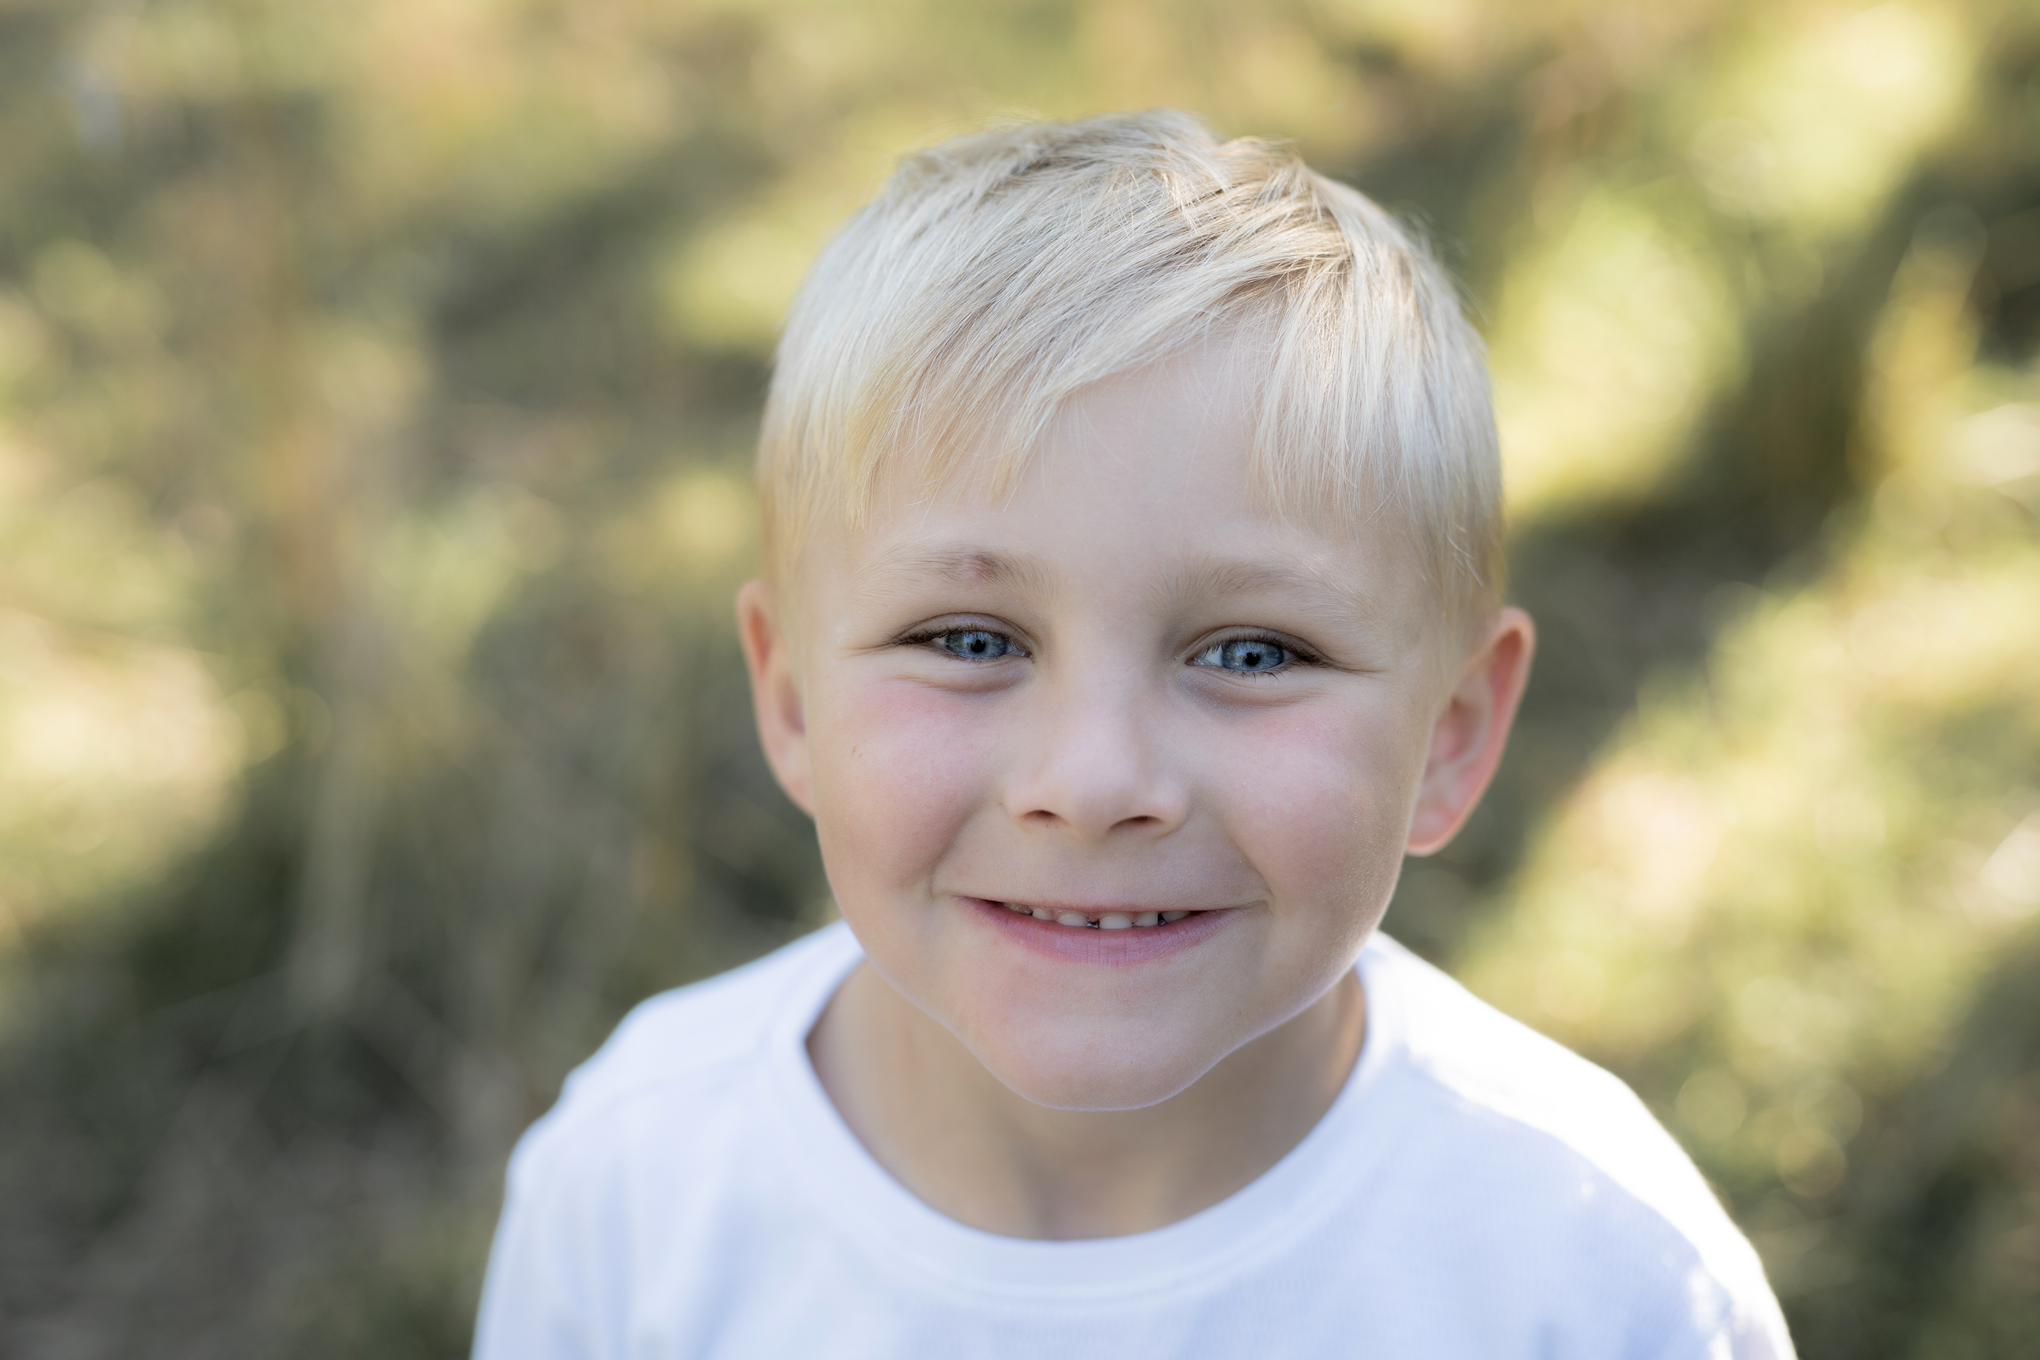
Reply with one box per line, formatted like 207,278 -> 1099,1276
735,579 -> 816,817
1405,607 -> 1535,856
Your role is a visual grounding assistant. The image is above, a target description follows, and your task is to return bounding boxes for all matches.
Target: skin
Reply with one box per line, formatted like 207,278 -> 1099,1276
737,337 -> 1534,1241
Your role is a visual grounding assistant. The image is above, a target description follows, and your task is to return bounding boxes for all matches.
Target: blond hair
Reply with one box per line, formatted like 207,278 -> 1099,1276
757,110 -> 1503,625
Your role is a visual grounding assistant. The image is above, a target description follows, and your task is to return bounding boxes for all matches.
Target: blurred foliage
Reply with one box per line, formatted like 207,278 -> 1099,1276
0,0 -> 2035,1355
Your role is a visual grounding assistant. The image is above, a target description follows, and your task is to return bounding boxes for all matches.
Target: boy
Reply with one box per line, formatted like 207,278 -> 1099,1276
473,111 -> 1793,1358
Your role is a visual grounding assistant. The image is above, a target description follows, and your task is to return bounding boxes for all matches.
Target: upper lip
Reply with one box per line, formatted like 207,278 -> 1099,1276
962,895 -> 1215,915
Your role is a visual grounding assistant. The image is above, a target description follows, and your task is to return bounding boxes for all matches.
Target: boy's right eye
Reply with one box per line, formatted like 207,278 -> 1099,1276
933,628 -> 1020,661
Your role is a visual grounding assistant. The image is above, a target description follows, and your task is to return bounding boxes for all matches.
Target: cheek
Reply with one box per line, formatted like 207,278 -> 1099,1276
1220,697 -> 1428,915
809,679 -> 999,895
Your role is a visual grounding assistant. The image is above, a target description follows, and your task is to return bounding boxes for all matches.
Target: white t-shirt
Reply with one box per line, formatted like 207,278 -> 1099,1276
473,923 -> 1794,1359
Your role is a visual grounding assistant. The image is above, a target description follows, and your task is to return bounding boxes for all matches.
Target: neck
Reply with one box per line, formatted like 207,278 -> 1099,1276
807,959 -> 1366,1240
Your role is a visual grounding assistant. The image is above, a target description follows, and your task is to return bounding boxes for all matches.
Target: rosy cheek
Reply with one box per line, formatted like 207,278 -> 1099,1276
811,677 -> 999,896
1219,700 -> 1422,913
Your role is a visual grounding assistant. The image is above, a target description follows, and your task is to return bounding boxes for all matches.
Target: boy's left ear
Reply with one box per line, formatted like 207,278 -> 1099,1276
1405,607 -> 1536,856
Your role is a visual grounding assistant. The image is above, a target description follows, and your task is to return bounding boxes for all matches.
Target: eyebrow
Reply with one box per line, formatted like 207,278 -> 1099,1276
856,544 -> 1382,633
1149,558 -> 1385,632
851,545 -> 1055,603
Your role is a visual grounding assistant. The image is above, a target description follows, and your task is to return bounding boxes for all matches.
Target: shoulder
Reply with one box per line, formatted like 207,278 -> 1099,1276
473,925 -> 862,1358
509,923 -> 856,1188
1361,933 -> 1793,1358
1366,933 -> 1706,1205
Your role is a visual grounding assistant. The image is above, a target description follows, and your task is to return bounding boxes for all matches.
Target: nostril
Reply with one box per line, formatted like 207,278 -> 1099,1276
1003,743 -> 1187,835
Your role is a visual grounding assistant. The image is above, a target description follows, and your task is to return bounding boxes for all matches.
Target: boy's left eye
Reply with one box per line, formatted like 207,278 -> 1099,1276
934,628 -> 1020,661
1192,637 -> 1293,674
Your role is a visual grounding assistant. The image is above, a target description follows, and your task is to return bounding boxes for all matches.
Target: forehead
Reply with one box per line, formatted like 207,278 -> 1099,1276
797,346 -> 1442,651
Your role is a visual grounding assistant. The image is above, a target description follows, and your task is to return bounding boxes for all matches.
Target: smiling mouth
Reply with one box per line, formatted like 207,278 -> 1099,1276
994,902 -> 1198,930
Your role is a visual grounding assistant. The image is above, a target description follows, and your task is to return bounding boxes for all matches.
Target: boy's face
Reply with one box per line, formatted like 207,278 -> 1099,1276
741,338 -> 1531,1111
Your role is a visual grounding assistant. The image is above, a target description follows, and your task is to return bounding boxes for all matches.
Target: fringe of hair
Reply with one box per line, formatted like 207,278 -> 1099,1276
757,110 -> 1504,627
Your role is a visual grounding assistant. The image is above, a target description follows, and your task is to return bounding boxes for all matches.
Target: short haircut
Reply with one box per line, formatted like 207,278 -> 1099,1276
756,109 -> 1503,628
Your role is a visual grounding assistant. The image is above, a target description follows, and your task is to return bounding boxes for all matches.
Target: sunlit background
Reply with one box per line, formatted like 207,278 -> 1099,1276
2,0 -> 2036,1354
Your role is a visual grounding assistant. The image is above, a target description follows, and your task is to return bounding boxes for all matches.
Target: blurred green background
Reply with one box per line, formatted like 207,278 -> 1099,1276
1,0 -> 2036,1354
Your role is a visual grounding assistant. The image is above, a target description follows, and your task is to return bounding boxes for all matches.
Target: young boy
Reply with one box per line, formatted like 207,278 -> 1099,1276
473,112 -> 1794,1358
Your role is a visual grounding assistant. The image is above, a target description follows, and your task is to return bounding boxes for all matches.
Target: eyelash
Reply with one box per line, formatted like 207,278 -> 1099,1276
1190,631 -> 1321,677
895,623 -> 1031,660
896,624 -> 1321,674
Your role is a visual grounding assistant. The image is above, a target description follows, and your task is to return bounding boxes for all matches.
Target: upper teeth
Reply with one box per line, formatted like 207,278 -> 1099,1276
1004,903 -> 1192,929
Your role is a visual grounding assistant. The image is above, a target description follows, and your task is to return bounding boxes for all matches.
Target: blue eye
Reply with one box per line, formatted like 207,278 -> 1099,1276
938,629 -> 1017,660
1196,637 -> 1291,673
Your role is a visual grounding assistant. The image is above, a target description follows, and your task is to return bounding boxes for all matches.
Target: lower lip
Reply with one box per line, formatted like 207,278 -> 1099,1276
961,897 -> 1236,967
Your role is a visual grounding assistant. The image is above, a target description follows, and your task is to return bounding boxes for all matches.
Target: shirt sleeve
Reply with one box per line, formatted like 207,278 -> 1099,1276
1624,1255 -> 1796,1360
471,1119 -> 621,1360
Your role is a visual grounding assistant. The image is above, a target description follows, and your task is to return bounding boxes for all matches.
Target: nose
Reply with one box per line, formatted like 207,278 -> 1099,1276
1001,673 -> 1189,841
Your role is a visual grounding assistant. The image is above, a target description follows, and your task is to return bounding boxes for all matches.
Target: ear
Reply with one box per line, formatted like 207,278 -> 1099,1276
1405,607 -> 1535,856
736,579 -> 816,817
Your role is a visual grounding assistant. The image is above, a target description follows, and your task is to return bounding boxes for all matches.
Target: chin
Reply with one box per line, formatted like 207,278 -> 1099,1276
964,1024 -> 1223,1112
